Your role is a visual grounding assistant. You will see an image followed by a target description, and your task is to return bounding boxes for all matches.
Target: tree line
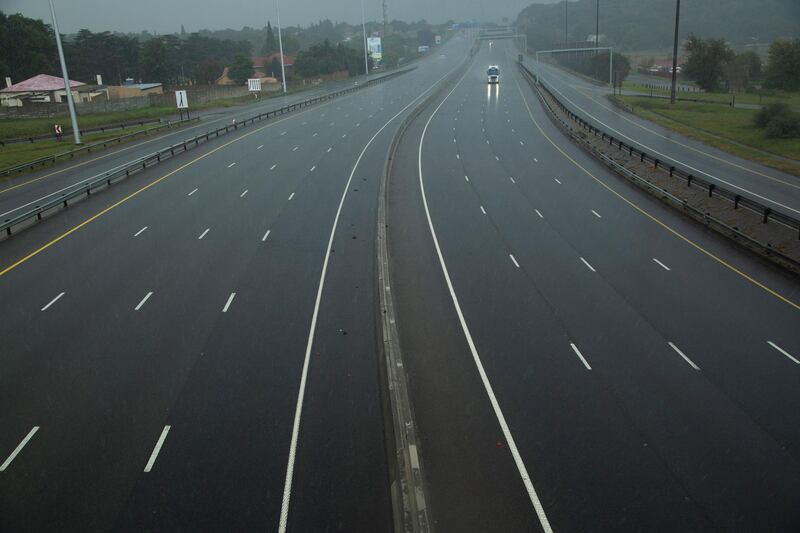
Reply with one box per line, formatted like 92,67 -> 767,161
684,36 -> 800,92
1,11 -> 450,89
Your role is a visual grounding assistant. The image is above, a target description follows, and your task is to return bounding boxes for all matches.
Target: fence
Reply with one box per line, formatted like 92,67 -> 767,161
1,67 -> 414,237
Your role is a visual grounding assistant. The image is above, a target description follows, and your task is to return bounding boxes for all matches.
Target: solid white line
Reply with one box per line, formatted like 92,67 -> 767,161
509,176 -> 516,184
767,341 -> 799,364
257,144 -> 264,150
227,162 -> 236,168
554,178 -> 562,184
509,254 -> 520,268
570,343 -> 592,370
240,190 -> 248,198
262,229 -> 271,242
1,426 -> 39,471
188,188 -> 198,196
134,291 -> 153,311
222,292 -> 236,313
143,425 -> 170,472
198,228 -> 210,240
279,63 -> 466,533
270,164 -> 277,170
288,192 -> 295,201
580,257 -> 596,272
310,166 -> 316,172
41,291 -> 65,311
653,258 -> 671,271
535,209 -> 543,218
417,68 -> 552,533
480,205 -> 487,215
668,342 -> 701,370
591,210 -> 602,218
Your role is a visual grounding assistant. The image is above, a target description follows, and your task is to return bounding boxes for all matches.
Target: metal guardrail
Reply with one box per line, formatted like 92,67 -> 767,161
519,62 -> 800,239
0,118 -> 200,177
1,67 -> 414,237
0,118 -> 165,147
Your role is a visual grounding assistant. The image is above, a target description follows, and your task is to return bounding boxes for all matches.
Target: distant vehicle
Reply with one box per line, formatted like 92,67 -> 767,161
487,65 -> 500,84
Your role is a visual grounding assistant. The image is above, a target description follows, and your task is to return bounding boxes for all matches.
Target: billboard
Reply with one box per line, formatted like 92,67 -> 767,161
367,37 -> 382,61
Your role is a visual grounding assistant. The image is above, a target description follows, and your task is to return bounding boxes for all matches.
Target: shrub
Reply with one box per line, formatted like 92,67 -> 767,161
765,113 -> 800,138
754,102 -> 789,128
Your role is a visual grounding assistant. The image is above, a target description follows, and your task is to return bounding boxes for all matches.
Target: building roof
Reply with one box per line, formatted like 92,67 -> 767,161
1,73 -> 85,93
252,53 -> 295,68
122,83 -> 162,90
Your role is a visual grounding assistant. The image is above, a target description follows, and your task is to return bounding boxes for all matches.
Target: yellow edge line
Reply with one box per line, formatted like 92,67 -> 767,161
514,72 -> 800,312
0,100 -> 334,278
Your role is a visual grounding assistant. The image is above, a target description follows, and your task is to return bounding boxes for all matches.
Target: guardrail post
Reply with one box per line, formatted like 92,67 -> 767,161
654,159 -> 659,169
708,183 -> 715,197
687,175 -> 693,187
763,207 -> 771,223
640,152 -> 645,162
734,195 -> 741,209
669,166 -> 675,176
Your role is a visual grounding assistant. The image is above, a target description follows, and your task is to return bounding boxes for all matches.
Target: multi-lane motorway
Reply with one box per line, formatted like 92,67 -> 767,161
1,34 -> 799,532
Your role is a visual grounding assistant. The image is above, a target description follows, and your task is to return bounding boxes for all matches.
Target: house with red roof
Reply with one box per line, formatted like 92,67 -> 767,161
1,73 -> 105,107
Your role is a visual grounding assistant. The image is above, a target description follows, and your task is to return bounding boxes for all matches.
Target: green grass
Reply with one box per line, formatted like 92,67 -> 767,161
614,95 -> 800,176
621,81 -> 800,108
0,107 -> 178,141
0,124 -> 174,172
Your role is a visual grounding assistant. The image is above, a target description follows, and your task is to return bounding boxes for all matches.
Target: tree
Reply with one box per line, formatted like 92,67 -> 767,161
269,57 -> 283,80
683,35 -> 734,91
196,57 -> 222,84
228,53 -> 253,85
725,51 -> 762,91
764,39 -> 800,91
141,37 -> 176,83
262,21 -> 277,54
417,29 -> 435,47
0,12 -> 58,84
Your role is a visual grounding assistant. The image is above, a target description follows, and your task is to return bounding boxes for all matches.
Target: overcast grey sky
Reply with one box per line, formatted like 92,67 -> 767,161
3,0 -> 546,33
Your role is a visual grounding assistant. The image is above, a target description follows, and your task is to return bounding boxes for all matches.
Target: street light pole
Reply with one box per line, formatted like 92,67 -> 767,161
669,0 -> 681,104
361,0 -> 370,76
48,0 -> 81,144
275,0 -> 287,94
564,0 -> 568,46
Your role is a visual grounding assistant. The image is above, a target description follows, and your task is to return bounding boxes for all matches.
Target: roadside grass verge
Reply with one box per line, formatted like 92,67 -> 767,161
621,81 -> 800,108
612,95 -> 800,177
0,123 -> 190,177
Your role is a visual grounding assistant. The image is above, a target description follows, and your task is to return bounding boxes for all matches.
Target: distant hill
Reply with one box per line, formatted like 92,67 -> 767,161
516,0 -> 800,52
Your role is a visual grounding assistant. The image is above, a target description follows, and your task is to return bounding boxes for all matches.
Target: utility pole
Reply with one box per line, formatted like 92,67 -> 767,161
361,0 -> 369,75
595,0 -> 599,53
669,0 -> 680,104
48,0 -> 81,144
275,0 -> 287,94
382,0 -> 388,38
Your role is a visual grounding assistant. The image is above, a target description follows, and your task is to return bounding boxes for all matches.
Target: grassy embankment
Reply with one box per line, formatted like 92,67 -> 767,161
612,94 -> 800,176
621,81 -> 800,108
